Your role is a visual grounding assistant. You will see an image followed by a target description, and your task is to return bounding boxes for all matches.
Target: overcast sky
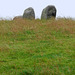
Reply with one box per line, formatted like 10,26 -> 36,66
0,0 -> 75,19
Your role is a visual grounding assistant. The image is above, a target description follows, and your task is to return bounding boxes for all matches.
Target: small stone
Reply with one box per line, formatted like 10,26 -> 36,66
13,16 -> 23,20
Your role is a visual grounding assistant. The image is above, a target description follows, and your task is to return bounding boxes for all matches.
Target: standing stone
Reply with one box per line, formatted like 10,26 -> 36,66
13,15 -> 23,20
41,5 -> 57,19
23,7 -> 35,19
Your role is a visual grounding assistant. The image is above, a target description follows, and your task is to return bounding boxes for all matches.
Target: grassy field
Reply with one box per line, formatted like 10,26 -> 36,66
0,18 -> 75,75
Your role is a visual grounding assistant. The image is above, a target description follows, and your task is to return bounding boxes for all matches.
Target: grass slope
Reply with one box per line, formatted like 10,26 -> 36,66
0,18 -> 75,75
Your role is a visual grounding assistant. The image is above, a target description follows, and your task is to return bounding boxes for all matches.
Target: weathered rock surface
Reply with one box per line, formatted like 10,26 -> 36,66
41,5 -> 57,19
13,15 -> 23,20
23,7 -> 35,19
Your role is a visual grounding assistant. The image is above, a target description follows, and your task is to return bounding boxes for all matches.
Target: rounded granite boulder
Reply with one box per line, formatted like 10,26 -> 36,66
41,5 -> 57,19
23,7 -> 35,19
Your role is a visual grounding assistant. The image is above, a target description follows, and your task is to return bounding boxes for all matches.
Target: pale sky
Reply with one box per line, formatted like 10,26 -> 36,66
0,0 -> 75,19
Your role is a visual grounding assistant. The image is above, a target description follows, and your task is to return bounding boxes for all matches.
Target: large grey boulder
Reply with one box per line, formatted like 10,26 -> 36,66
41,5 -> 57,19
13,15 -> 23,20
23,7 -> 35,19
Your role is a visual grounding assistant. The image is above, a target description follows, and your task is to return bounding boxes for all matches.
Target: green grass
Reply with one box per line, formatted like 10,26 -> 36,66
0,18 -> 75,75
